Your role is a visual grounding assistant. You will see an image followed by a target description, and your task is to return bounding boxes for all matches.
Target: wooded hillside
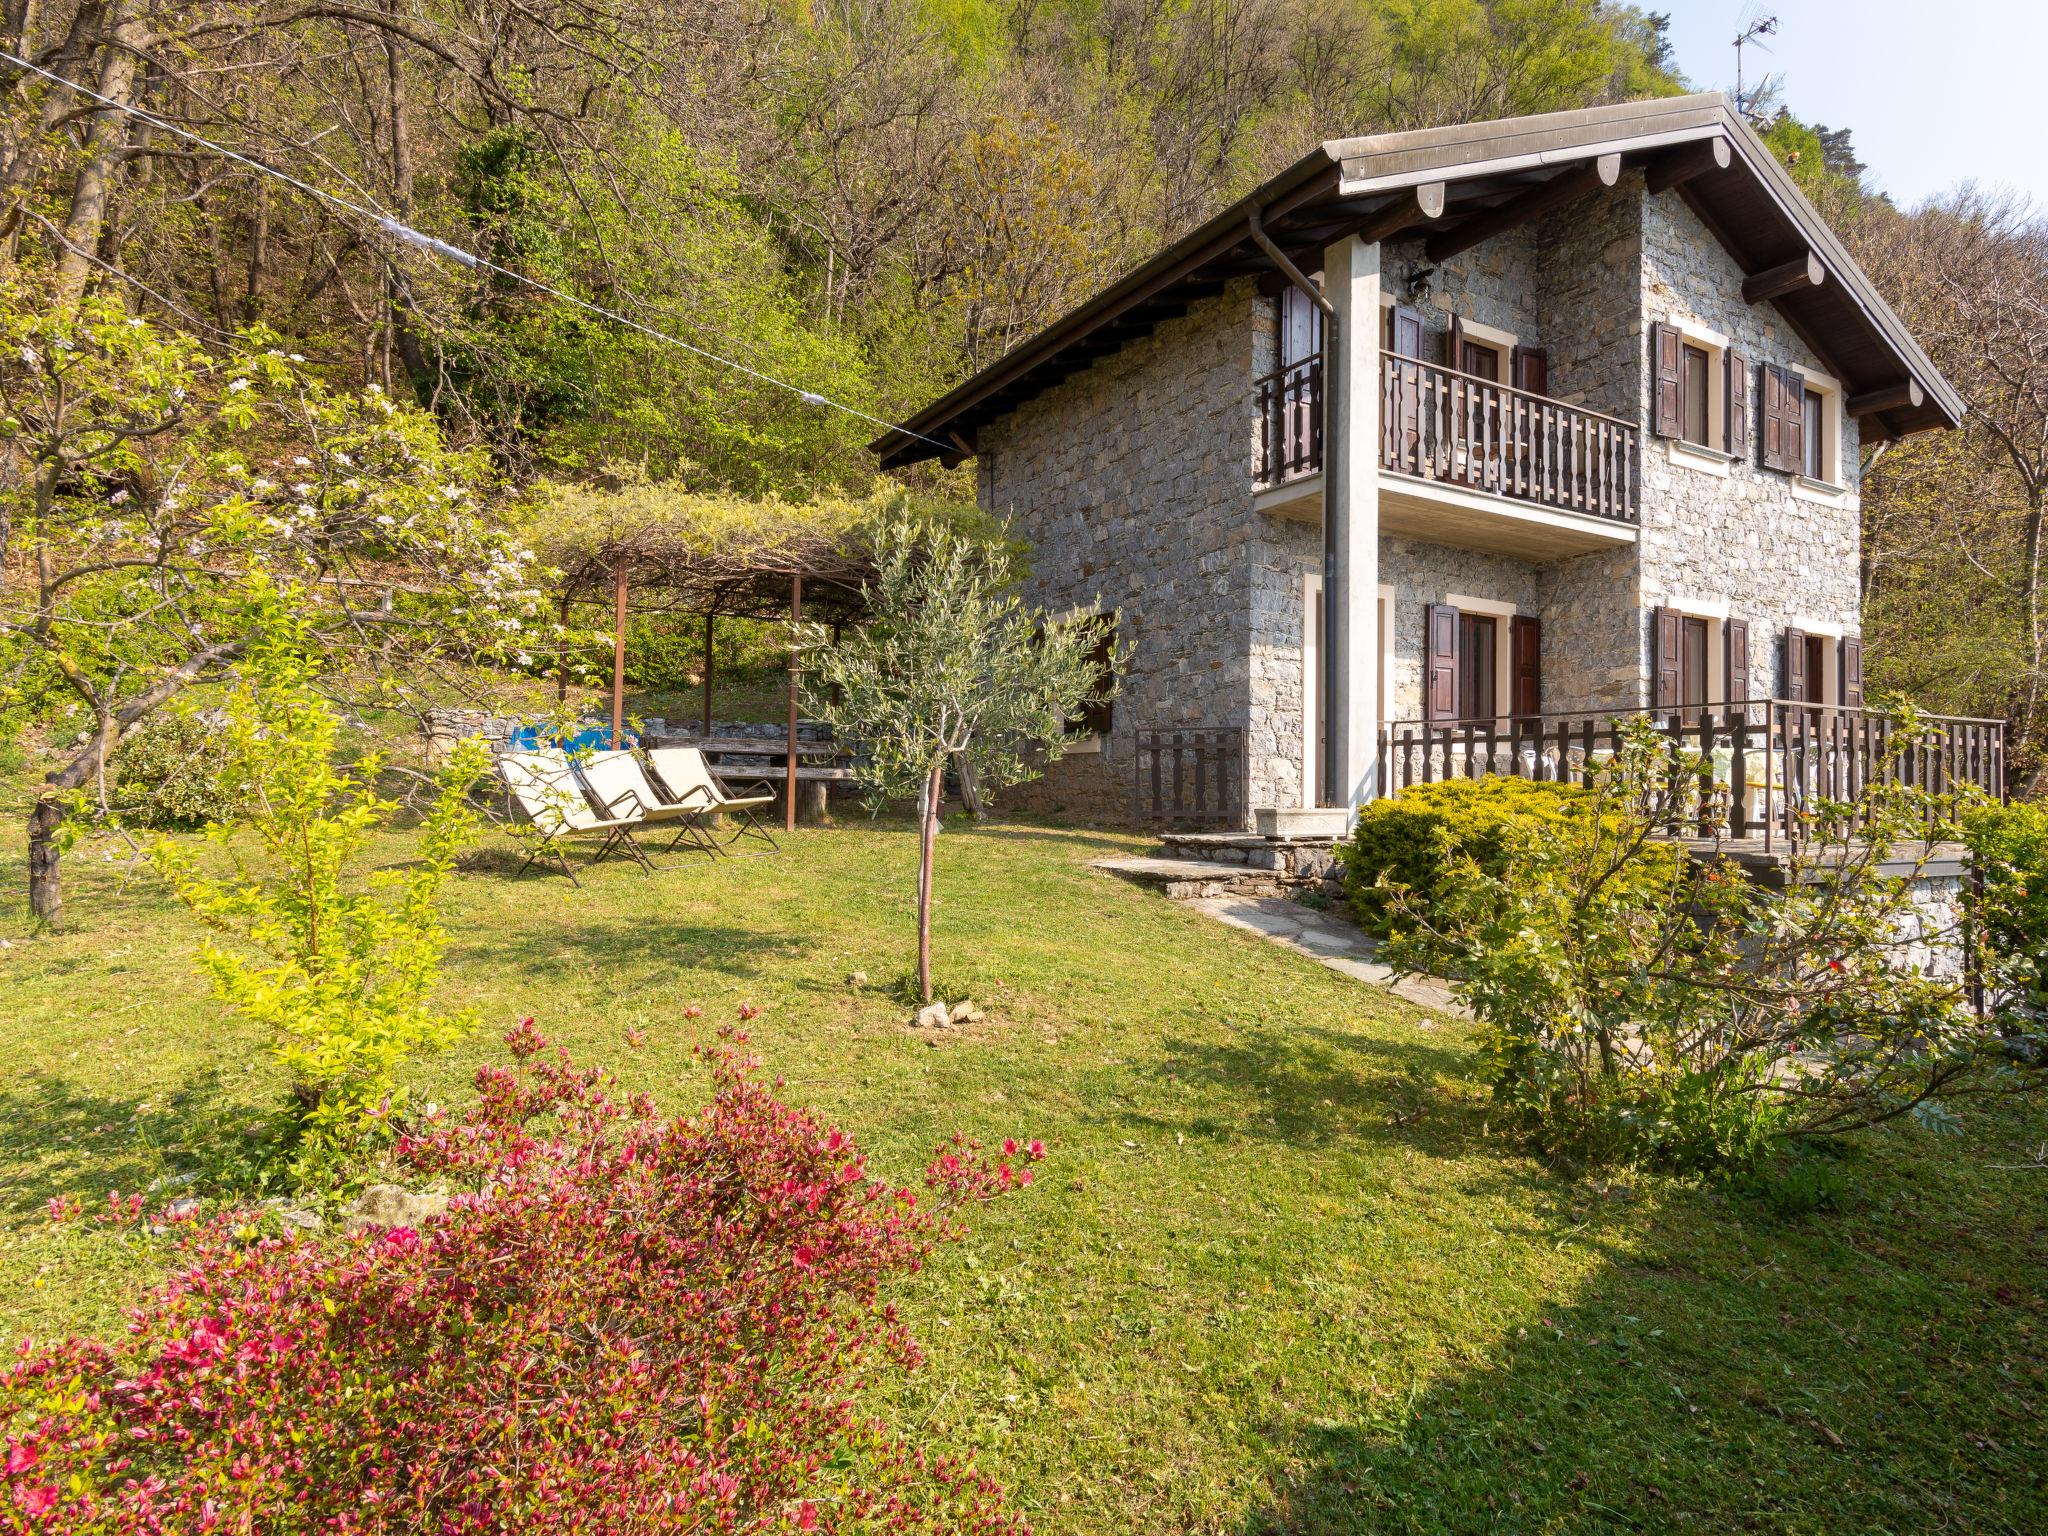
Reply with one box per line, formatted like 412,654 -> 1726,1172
1,1 -> 2042,782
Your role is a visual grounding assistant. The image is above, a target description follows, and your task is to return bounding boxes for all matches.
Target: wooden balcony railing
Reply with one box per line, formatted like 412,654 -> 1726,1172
1255,356 -> 1322,486
1381,701 -> 2005,850
1382,355 -> 1639,524
1252,352 -> 1641,527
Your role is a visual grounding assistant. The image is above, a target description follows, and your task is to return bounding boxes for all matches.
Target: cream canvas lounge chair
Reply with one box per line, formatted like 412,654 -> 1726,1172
644,746 -> 780,852
577,750 -> 721,860
497,749 -> 654,885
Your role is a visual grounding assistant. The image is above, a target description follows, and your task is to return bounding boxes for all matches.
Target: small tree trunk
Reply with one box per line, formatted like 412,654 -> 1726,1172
27,792 -> 62,924
917,761 -> 942,1003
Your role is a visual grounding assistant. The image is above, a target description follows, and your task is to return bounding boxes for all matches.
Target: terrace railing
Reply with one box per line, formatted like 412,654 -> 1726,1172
1380,701 -> 2005,849
1254,356 -> 1322,486
1381,355 -> 1639,524
1135,727 -> 1246,829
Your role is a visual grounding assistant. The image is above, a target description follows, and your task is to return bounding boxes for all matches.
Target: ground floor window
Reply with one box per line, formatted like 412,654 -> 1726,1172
1426,598 -> 1533,724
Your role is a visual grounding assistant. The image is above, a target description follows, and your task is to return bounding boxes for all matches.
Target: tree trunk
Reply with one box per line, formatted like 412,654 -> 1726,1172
53,0 -> 146,304
917,761 -> 941,1003
26,792 -> 63,924
2019,486 -> 2045,777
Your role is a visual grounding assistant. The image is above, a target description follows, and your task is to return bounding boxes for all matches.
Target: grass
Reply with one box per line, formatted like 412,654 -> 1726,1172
0,809 -> 2043,1533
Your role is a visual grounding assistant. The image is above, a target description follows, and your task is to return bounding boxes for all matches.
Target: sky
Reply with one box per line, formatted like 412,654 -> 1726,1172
1660,1 -> 2048,208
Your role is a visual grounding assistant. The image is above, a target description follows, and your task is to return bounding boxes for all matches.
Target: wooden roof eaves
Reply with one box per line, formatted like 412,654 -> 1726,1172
1329,96 -> 1960,431
875,93 -> 1963,465
870,156 -> 1344,466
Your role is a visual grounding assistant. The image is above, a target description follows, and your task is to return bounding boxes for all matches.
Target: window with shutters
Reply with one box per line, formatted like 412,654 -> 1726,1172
1802,388 -> 1825,479
1652,318 -> 1740,474
1424,597 -> 1527,724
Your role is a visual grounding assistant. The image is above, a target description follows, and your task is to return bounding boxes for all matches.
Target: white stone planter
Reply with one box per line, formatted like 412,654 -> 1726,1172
1254,806 -> 1351,839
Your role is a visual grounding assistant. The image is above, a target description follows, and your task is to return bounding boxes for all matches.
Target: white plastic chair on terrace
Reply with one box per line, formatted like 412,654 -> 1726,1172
577,750 -> 721,861
497,749 -> 653,885
644,745 -> 780,853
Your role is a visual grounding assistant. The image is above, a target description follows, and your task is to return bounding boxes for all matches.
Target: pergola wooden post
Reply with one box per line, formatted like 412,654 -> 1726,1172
701,611 -> 715,735
785,573 -> 802,833
610,555 -> 628,750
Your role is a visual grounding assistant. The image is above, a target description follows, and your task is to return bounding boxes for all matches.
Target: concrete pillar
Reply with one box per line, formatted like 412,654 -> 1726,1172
1322,233 -> 1381,815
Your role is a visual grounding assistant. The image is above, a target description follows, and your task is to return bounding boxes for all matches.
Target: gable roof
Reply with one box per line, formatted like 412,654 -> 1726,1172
874,93 -> 1961,468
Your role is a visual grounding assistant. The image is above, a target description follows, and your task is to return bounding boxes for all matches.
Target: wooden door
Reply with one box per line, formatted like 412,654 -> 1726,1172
1279,285 -> 1322,369
1387,305 -> 1427,470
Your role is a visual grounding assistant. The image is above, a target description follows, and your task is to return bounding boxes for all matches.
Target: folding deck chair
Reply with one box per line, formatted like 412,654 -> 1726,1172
577,750 -> 722,860
497,749 -> 655,885
644,746 -> 781,853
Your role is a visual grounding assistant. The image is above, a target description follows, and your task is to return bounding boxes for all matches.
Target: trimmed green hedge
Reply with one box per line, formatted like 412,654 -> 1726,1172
1339,777 -> 1589,937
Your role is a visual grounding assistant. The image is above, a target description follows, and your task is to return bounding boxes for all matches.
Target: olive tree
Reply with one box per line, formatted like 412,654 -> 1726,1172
806,517 -> 1125,1003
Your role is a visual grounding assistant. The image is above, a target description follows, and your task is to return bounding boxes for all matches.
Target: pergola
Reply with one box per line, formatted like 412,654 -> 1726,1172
542,499 -> 877,833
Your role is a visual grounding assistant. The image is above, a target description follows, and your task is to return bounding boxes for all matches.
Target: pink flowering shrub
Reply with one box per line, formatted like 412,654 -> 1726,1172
2,1018 -> 1043,1533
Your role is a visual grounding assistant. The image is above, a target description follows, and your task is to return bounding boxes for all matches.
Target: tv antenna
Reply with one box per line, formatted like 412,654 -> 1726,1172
1733,11 -> 1779,121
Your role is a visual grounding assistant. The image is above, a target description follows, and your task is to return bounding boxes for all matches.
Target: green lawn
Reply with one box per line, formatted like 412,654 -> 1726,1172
1,811 -> 2043,1533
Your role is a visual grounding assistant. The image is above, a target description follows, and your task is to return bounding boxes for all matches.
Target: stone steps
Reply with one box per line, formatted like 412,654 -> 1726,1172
1090,856 -> 1295,900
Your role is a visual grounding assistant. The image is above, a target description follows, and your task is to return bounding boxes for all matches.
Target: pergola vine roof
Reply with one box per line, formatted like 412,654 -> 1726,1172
530,478 -> 896,622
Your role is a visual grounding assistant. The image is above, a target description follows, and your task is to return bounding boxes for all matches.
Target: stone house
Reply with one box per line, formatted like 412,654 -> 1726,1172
873,95 -> 1968,831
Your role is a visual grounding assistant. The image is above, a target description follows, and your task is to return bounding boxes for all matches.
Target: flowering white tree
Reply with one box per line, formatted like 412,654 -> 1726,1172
0,285 -> 548,923
807,517 -> 1124,1002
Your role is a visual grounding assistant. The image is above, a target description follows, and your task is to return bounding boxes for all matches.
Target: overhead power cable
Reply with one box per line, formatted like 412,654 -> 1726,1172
0,49 -> 946,449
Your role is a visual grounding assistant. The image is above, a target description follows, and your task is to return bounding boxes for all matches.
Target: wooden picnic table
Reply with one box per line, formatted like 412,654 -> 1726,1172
658,735 -> 845,759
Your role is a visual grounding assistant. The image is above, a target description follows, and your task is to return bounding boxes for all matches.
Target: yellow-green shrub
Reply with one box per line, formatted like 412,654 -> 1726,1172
1339,777 -> 1589,937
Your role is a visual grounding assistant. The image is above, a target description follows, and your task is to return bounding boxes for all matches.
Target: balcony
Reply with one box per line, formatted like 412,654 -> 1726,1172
1254,353 -> 1642,557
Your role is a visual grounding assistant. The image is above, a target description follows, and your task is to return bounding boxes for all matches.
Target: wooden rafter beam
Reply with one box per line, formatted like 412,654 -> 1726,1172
1644,135 -> 1731,194
1845,378 -> 1925,416
1424,155 -> 1619,262
1741,252 -> 1827,304
1350,181 -> 1448,246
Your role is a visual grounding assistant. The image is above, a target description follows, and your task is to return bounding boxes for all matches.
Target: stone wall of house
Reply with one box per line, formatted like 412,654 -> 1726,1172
1636,190 -> 1864,705
978,280 -> 1264,824
1250,514 -> 1323,809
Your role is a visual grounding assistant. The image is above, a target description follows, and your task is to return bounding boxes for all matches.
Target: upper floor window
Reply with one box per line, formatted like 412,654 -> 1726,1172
1681,343 -> 1712,446
1802,387 -> 1826,480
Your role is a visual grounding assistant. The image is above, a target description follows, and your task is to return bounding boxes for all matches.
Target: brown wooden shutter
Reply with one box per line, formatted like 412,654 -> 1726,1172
1388,304 -> 1426,359
1446,315 -> 1465,372
1781,369 -> 1805,475
1652,322 -> 1683,437
1784,626 -> 1808,700
1510,614 -> 1541,720
1425,603 -> 1460,723
1725,348 -> 1750,458
1653,606 -> 1683,710
1840,636 -> 1864,710
1724,617 -> 1750,707
1513,346 -> 1548,396
1759,365 -> 1804,473
1758,366 -> 1781,468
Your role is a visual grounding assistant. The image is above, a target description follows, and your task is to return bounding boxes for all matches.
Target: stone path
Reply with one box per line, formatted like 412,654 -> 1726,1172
1184,894 -> 1468,1018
